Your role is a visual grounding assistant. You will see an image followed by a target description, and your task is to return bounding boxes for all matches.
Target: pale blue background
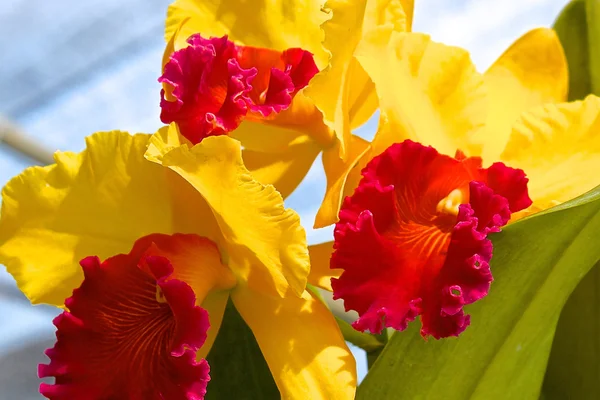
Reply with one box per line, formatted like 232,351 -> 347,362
0,0 -> 568,397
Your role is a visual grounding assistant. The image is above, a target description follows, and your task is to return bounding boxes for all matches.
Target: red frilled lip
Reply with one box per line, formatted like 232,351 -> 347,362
331,140 -> 532,339
38,234 -> 213,400
159,34 -> 319,144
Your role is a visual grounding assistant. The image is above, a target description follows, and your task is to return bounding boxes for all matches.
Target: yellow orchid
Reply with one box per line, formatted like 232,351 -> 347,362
161,0 -> 415,229
0,129 -> 356,399
309,26 -> 600,289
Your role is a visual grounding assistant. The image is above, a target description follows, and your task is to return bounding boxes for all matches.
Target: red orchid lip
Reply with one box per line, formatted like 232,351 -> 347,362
159,35 -> 255,144
331,140 -> 531,339
38,236 -> 211,400
159,34 -> 319,144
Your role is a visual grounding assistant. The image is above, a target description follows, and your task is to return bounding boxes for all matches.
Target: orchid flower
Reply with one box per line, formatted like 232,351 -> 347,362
0,131 -> 356,399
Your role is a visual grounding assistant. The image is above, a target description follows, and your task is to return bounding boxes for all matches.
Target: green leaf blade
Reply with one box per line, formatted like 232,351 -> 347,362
586,0 -> 600,95
542,262 -> 600,399
205,299 -> 280,400
553,0 -> 592,101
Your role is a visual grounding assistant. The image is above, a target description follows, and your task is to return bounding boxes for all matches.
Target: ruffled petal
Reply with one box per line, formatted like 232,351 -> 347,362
306,0 -> 407,159
355,31 -> 487,158
146,128 -> 310,297
307,241 -> 340,291
475,28 -> 568,161
501,94 -> 600,216
165,0 -> 329,68
331,140 -> 531,338
160,34 -> 320,144
160,35 -> 256,143
231,287 -> 356,399
315,134 -> 371,228
39,234 -> 214,399
0,131 -> 217,306
237,45 -> 319,118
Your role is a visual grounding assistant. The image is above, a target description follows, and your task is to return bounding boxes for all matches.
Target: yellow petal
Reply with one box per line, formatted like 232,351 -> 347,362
501,95 -> 600,214
306,0 -> 407,159
232,122 -> 304,153
161,16 -> 180,71
242,137 -> 321,200
165,0 -> 329,68
231,92 -> 336,150
476,28 -> 568,161
345,58 -> 379,132
307,241 -> 342,291
146,127 -> 310,297
0,131 -> 217,305
231,98 -> 329,199
144,234 -> 236,302
198,290 -> 230,359
356,30 -> 487,157
231,286 -> 356,399
314,135 -> 370,228
401,0 -> 414,30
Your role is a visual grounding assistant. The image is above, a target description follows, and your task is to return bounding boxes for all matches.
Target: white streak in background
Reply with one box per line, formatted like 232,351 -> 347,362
19,47 -> 165,152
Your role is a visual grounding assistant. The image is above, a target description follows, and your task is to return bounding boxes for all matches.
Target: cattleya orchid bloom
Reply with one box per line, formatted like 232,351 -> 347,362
0,131 -> 356,399
310,27 -> 600,337
331,140 -> 531,338
162,0 -> 415,225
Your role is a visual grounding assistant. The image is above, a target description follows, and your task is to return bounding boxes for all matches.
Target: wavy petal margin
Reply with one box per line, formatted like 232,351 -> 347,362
39,235 -> 213,399
501,94 -> 600,217
160,34 -> 319,144
146,128 -> 310,298
306,0 -> 408,160
0,131 -> 218,306
164,0 -> 330,68
331,140 -> 531,339
160,35 -> 256,143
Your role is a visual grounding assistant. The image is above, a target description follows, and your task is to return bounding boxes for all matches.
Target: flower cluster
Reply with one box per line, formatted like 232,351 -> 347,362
1,0 -> 600,399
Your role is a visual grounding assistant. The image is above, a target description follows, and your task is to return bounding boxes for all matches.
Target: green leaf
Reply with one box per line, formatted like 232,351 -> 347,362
586,0 -> 600,95
553,0 -> 592,100
205,299 -> 279,400
545,3 -> 600,397
356,185 -> 600,400
553,0 -> 600,99
542,261 -> 600,399
366,330 -> 389,369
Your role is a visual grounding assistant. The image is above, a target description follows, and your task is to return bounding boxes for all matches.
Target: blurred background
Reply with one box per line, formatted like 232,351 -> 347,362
0,0 -> 568,398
